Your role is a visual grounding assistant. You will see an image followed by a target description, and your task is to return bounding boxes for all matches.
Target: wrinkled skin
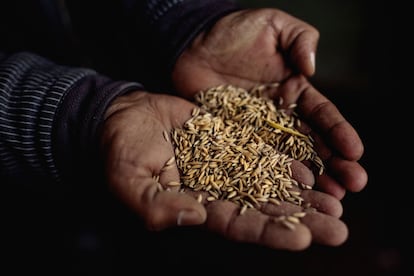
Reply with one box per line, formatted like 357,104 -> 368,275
101,91 -> 348,251
172,8 -> 368,199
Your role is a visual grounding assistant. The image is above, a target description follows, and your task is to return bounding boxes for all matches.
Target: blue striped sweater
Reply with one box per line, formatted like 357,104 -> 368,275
0,0 -> 239,184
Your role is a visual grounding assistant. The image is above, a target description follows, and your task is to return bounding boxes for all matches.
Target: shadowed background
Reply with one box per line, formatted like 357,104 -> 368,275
1,1 -> 408,275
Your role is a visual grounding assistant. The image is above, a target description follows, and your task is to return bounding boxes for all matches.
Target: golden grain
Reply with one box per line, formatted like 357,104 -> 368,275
281,220 -> 296,230
165,156 -> 175,166
169,84 -> 324,227
292,212 -> 307,218
286,216 -> 301,224
163,130 -> 170,143
197,194 -> 203,203
166,181 -> 181,187
156,182 -> 164,192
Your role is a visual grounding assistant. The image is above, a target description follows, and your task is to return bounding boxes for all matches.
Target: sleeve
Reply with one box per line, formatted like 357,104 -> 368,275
133,0 -> 241,90
0,51 -> 144,184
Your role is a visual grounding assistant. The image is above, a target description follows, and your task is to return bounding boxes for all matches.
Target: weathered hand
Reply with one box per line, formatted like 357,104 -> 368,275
172,8 -> 367,198
172,8 -> 318,98
258,75 -> 367,199
100,91 -> 348,250
101,91 -> 207,230
199,188 -> 348,251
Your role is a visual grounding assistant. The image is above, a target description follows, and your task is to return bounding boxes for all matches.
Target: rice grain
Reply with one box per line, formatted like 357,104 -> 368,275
169,84 -> 325,228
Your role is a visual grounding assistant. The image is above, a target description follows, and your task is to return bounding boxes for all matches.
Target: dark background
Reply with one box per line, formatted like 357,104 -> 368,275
2,1 -> 409,275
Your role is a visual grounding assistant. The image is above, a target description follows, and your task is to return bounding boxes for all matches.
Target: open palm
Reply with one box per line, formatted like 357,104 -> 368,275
100,91 -> 348,250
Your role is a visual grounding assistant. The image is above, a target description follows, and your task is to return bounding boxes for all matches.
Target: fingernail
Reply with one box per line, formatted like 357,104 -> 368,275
177,210 -> 202,226
310,52 -> 316,72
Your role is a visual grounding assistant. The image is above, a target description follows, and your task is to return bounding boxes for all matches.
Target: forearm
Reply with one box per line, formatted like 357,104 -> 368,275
0,51 -> 143,183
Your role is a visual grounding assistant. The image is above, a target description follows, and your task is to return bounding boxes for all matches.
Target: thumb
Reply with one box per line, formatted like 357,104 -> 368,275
143,188 -> 207,231
289,30 -> 318,76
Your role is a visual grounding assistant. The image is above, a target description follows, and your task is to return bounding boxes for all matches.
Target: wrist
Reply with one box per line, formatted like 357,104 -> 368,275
104,90 -> 148,121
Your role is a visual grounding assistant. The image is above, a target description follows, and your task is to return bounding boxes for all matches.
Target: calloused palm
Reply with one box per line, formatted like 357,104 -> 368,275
100,91 -> 348,251
172,8 -> 368,199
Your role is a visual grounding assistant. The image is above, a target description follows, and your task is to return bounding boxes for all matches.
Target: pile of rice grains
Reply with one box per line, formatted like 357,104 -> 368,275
163,84 -> 324,230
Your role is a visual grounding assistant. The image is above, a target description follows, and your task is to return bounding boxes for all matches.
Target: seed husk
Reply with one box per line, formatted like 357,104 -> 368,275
170,84 -> 325,226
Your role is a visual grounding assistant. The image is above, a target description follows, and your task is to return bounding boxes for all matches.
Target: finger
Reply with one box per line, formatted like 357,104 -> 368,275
310,130 -> 332,160
299,83 -> 364,161
115,176 -> 207,231
303,128 -> 367,196
327,157 -> 368,192
290,159 -> 315,188
206,201 -> 312,251
260,79 -> 365,196
304,130 -> 360,198
300,190 -> 343,218
289,31 -> 319,76
315,173 -> 347,200
274,76 -> 364,161
149,188 -> 207,229
260,195 -> 348,246
275,12 -> 319,77
260,189 -> 342,218
300,211 -> 348,246
310,136 -> 367,197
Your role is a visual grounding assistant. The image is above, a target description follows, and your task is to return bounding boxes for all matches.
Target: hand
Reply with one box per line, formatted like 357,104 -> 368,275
262,75 -> 368,199
172,8 -> 318,98
100,91 -> 349,250
172,8 -> 367,199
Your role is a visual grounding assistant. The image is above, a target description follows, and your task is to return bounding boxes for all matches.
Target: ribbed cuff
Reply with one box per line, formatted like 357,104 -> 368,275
53,75 -> 144,183
138,0 -> 241,89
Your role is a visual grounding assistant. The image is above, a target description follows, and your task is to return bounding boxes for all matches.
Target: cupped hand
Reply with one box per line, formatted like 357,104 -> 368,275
172,8 -> 367,198
100,91 -> 349,250
264,75 -> 368,199
172,8 -> 318,98
101,91 -> 207,230
200,188 -> 348,251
